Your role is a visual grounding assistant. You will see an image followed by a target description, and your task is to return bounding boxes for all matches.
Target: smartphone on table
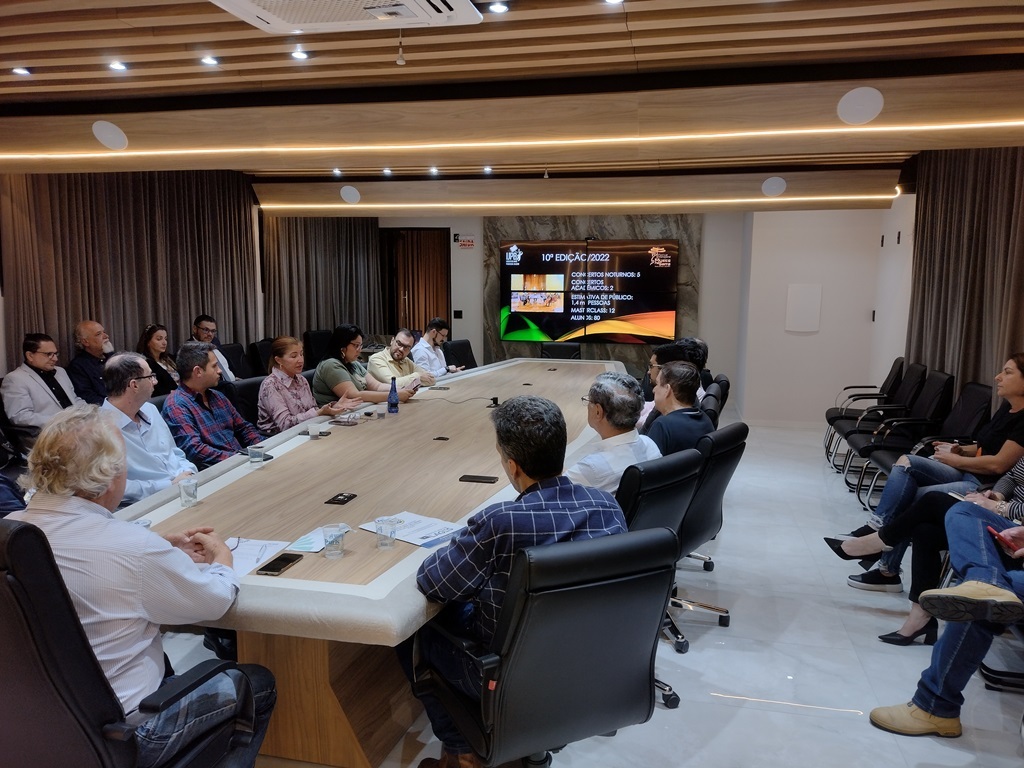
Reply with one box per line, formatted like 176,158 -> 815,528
257,552 -> 303,576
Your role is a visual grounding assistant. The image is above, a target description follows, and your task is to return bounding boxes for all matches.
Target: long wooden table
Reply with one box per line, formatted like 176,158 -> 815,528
122,359 -> 620,768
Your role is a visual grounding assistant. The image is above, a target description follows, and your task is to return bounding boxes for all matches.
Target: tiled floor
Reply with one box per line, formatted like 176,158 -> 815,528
169,420 -> 1024,767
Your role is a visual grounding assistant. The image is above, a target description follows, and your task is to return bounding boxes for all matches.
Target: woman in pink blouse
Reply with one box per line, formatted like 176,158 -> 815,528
257,336 -> 361,434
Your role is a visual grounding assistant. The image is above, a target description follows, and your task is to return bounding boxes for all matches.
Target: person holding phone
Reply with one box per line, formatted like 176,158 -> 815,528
829,454 -> 1024,645
834,354 -> 1024,593
869,501 -> 1024,738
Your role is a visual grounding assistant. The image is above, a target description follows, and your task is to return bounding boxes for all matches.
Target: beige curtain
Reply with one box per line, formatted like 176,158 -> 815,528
0,170 -> 260,368
906,147 -> 1024,386
261,216 -> 383,339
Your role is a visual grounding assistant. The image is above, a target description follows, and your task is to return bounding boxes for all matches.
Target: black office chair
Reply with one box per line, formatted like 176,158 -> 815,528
856,381 -> 993,510
218,342 -> 250,380
617,448 -> 704,701
413,528 -> 678,766
247,339 -> 274,377
540,342 -> 581,360
148,394 -> 169,413
824,358 -> 915,460
0,518 -> 254,768
443,339 -> 479,369
302,329 -> 332,368
232,375 -> 266,428
712,373 -> 730,408
699,394 -> 721,429
836,369 -> 954,483
668,422 -> 749,638
826,362 -> 927,467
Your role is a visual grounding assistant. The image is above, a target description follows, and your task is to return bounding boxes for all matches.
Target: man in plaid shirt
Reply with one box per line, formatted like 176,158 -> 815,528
162,341 -> 261,469
407,396 -> 627,768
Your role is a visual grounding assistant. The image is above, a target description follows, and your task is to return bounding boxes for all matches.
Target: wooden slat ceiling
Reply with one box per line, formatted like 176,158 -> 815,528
1,1 -> 1023,214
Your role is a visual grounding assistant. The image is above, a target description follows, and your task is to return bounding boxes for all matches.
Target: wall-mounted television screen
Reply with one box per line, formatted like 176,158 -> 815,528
499,240 -> 677,344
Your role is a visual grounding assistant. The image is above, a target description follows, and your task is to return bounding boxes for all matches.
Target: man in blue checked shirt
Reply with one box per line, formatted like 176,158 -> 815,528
405,396 -> 627,768
162,342 -> 261,469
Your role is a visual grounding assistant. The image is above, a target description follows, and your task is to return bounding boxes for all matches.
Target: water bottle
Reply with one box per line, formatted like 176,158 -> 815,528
388,376 -> 400,414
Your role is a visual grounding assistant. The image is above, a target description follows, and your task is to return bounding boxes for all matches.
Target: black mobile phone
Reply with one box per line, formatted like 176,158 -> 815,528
256,552 -> 303,576
459,474 -> 499,484
431,386 -> 450,390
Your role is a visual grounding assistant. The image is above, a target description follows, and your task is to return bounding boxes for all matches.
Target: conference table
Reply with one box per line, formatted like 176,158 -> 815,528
121,358 -> 623,768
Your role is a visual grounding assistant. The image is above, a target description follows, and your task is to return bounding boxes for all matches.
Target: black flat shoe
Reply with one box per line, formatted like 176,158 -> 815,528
878,617 -> 938,646
824,537 -> 882,563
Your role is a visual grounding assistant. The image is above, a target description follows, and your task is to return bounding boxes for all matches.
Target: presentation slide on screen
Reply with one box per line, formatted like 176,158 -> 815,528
499,240 -> 677,344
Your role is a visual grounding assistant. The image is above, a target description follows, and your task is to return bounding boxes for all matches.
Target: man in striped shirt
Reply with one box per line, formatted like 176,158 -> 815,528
408,396 -> 627,768
7,404 -> 275,767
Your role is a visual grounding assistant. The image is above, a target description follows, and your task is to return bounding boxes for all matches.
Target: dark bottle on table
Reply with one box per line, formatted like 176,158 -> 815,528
388,376 -> 400,414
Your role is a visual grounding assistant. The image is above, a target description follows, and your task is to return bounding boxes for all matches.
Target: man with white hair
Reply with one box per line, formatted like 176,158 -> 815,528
565,371 -> 662,494
7,404 -> 276,767
67,319 -> 114,405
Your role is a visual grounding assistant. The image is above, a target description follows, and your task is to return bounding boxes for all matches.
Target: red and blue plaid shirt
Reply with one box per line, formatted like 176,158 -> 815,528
162,384 -> 261,469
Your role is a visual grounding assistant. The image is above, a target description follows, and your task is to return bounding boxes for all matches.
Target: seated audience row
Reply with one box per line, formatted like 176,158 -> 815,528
257,336 -> 359,434
312,324 -> 419,406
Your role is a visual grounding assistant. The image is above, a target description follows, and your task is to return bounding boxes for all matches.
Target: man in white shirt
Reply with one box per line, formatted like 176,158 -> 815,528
412,317 -> 464,379
368,328 -> 437,389
7,404 -> 275,768
566,371 -> 662,494
101,352 -> 196,505
191,314 -> 236,382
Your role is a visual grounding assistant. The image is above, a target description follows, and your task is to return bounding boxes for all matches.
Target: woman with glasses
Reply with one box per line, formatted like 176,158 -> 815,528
135,323 -> 179,396
312,324 -> 417,407
258,336 -> 360,435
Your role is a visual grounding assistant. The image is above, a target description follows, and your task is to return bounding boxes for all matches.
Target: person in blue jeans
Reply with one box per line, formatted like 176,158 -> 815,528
870,500 -> 1024,737
840,355 -> 1024,593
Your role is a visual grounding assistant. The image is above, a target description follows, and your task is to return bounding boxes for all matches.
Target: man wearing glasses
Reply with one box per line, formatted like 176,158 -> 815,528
1,332 -> 83,450
190,314 -> 237,383
412,317 -> 464,379
565,372 -> 662,494
367,328 -> 437,390
101,352 -> 196,505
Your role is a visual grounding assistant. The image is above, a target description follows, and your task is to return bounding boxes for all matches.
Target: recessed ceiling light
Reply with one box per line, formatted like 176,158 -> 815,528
12,67 -> 30,76
92,120 -> 129,151
382,168 -> 392,176
201,56 -> 218,66
483,166 -> 493,174
605,0 -> 623,4
332,167 -> 342,176
109,61 -> 127,71
837,86 -> 885,126
429,167 -> 439,175
489,2 -> 509,13
291,46 -> 308,60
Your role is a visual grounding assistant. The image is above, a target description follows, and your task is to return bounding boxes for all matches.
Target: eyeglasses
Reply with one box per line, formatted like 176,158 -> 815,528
393,339 -> 413,351
581,395 -> 593,403
437,332 -> 449,341
647,363 -> 662,371
196,325 -> 217,335
132,374 -> 158,382
347,341 -> 363,350
35,350 -> 59,358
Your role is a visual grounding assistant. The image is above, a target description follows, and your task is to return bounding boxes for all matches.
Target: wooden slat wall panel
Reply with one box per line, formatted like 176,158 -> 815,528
2,1 -> 1024,102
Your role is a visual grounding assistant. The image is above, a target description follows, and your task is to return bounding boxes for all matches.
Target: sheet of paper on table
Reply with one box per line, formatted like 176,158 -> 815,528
224,537 -> 291,576
358,511 -> 463,548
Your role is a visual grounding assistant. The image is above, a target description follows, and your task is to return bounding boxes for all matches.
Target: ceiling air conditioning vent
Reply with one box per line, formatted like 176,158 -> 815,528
209,0 -> 482,33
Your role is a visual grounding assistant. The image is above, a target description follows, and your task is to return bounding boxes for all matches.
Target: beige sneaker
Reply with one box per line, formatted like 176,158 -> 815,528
919,580 -> 1024,624
870,702 -> 962,737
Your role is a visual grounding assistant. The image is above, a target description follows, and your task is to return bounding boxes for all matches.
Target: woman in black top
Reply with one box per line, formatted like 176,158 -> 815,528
135,323 -> 179,397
